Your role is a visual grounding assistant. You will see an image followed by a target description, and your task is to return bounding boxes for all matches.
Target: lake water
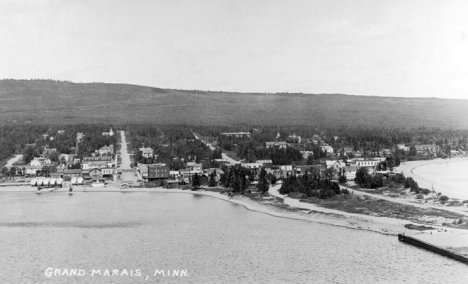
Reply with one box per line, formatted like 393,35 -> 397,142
0,192 -> 467,283
410,158 -> 468,200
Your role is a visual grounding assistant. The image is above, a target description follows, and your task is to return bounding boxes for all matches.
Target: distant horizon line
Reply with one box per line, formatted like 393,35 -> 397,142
1,77 -> 465,101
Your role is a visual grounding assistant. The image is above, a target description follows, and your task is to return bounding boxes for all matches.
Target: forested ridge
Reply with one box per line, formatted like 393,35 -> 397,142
1,79 -> 467,128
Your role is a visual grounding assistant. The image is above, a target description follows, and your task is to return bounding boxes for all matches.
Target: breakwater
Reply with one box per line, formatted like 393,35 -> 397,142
398,234 -> 468,265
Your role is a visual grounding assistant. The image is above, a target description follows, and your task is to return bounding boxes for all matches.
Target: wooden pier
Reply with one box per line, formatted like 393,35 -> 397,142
398,234 -> 468,265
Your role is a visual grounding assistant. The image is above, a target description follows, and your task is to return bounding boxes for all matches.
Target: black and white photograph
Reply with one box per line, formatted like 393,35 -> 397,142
1,0 -> 468,283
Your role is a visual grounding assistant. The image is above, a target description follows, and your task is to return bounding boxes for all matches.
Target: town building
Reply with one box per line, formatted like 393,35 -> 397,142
139,147 -> 154,158
148,165 -> 170,181
266,141 -> 288,149
220,132 -> 251,138
102,128 -> 114,136
98,145 -> 114,156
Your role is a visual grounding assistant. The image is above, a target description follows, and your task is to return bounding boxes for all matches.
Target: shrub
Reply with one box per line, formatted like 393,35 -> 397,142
341,188 -> 350,194
420,188 -> 431,195
416,193 -> 424,200
439,195 -> 449,203
338,175 -> 347,184
354,167 -> 371,188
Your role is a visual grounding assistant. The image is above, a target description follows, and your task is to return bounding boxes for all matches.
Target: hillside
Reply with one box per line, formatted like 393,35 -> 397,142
1,79 -> 467,128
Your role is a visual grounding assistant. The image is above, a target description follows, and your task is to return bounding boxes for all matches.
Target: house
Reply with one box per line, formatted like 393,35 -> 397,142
81,160 -> 112,170
64,169 -> 82,178
29,156 -> 52,167
169,170 -> 180,179
320,145 -> 334,154
76,132 -> 84,142
256,159 -> 273,168
82,156 -> 113,162
99,145 -> 114,156
214,158 -> 229,165
355,159 -> 380,170
241,163 -> 263,175
287,134 -> 302,143
43,145 -> 57,155
139,147 -> 154,158
102,128 -> 114,136
344,166 -> 357,181
101,168 -> 115,180
324,160 -> 345,176
279,165 -> 293,172
294,165 -> 314,175
187,162 -> 202,173
242,163 -> 262,170
139,165 -> 149,179
24,166 -> 43,175
220,132 -> 251,138
266,141 -> 288,149
397,144 -> 409,151
415,144 -> 437,155
57,130 -> 65,135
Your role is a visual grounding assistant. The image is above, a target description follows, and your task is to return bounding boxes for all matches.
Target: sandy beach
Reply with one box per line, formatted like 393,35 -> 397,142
397,157 -> 468,200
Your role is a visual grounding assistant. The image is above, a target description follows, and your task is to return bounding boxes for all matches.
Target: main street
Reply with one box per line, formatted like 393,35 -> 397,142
118,130 -> 138,184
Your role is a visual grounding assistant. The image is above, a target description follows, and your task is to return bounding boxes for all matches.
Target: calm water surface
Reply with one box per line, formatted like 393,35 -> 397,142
0,192 -> 467,284
411,159 -> 468,200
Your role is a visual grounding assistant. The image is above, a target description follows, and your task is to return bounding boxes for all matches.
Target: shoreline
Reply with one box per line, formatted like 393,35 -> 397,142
398,156 -> 468,200
0,183 -> 459,235
2,182 -> 468,256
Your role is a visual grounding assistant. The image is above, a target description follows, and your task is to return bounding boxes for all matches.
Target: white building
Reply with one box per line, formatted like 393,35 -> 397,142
320,145 -> 334,154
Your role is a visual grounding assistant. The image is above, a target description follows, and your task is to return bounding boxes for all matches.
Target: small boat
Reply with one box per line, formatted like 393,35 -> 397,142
71,177 -> 77,185
43,178 -> 50,186
77,177 -> 84,185
68,185 -> 73,195
91,182 -> 106,187
30,178 -> 37,186
36,187 -> 42,194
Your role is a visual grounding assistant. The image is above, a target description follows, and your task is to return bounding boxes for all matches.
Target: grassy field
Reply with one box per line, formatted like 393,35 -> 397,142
1,79 -> 468,128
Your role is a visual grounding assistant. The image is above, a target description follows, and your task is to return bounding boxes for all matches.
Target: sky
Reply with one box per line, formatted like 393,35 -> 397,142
1,0 -> 468,99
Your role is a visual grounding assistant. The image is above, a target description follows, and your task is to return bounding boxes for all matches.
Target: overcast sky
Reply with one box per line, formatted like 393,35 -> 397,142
1,0 -> 468,99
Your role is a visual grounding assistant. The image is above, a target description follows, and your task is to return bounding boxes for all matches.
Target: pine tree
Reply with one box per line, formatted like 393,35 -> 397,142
257,167 -> 269,194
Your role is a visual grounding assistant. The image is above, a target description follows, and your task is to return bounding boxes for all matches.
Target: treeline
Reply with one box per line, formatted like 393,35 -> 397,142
194,124 -> 468,155
279,170 -> 345,199
0,125 -> 49,162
